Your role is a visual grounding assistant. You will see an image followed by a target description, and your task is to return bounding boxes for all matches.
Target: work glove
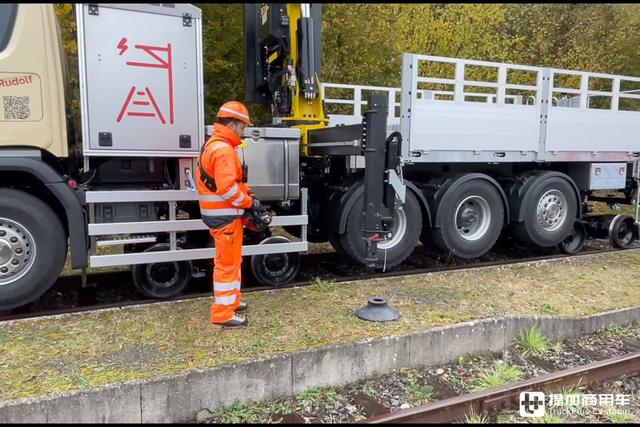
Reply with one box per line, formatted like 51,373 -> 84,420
251,197 -> 272,226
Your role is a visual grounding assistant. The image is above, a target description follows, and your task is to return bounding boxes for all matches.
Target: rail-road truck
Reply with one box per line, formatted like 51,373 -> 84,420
1,3 -> 639,311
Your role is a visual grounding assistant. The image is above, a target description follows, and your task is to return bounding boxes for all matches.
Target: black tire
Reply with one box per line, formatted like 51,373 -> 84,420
556,220 -> 586,254
339,188 -> 422,269
250,236 -> 300,286
0,188 -> 67,311
432,179 -> 504,259
512,175 -> 577,248
609,215 -> 636,249
132,243 -> 192,299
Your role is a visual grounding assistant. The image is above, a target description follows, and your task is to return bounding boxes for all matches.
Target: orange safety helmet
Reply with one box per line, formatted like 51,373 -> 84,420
217,101 -> 252,125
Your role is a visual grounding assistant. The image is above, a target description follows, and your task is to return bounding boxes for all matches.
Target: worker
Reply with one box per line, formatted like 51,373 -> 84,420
197,101 -> 271,328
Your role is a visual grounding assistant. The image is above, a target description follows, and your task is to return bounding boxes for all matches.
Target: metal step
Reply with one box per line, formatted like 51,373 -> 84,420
95,235 -> 158,247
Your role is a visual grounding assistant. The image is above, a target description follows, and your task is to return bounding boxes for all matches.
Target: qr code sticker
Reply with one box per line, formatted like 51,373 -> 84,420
3,95 -> 30,120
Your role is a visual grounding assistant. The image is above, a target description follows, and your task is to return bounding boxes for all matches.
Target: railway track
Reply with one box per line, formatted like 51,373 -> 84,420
0,244 -> 637,322
364,351 -> 640,423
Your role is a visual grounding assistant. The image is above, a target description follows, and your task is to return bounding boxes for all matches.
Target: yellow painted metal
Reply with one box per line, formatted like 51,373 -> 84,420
283,4 -> 327,156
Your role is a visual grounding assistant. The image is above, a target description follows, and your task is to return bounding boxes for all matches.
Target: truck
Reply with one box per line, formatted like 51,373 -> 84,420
1,3 -> 639,311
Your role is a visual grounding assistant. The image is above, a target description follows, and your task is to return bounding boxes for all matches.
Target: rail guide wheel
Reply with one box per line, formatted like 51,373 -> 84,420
250,235 -> 300,287
608,214 -> 637,249
131,243 -> 192,299
556,219 -> 587,254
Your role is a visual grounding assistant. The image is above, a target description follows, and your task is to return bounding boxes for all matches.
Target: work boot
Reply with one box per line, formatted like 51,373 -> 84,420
236,301 -> 248,312
216,314 -> 248,328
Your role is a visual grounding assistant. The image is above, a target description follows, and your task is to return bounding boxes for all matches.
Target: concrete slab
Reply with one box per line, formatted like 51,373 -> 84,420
291,334 -> 410,394
0,382 -> 141,423
140,353 -> 292,423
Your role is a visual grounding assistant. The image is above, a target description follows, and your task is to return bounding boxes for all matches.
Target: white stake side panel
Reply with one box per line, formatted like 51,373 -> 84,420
401,54 -> 543,162
545,68 -> 640,160
321,54 -> 640,163
76,4 -> 204,157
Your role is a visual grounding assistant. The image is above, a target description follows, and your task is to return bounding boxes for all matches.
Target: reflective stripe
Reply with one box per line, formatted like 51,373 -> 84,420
206,142 -> 228,152
220,184 -> 239,200
214,281 -> 241,292
219,107 -> 250,121
214,294 -> 237,306
201,208 -> 244,216
198,194 -> 225,202
231,192 -> 246,207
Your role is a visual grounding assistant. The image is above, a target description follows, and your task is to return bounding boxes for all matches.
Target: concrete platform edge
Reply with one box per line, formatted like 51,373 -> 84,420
2,306 -> 639,422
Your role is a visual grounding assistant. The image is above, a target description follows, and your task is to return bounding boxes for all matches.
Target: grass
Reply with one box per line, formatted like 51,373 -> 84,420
406,378 -> 434,406
555,386 -> 586,416
470,361 -> 524,392
212,399 -> 294,423
3,250 -> 640,401
297,385 -> 338,407
360,381 -> 377,398
601,323 -> 634,338
465,409 -> 490,423
514,326 -> 551,357
603,407 -> 633,423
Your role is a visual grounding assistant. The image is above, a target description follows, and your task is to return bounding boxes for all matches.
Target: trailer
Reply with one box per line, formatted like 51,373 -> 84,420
314,55 -> 640,262
1,3 -> 639,312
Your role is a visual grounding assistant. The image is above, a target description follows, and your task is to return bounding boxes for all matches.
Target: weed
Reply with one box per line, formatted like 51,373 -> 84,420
297,385 -> 338,406
602,324 -> 632,338
551,341 -> 563,353
406,378 -> 433,406
470,362 -> 524,392
514,326 -> 550,357
309,277 -> 333,292
213,400 -> 265,423
360,382 -> 377,398
541,303 -> 558,314
555,386 -> 586,416
603,407 -> 632,423
495,411 -> 518,424
213,399 -> 293,423
465,409 -> 490,424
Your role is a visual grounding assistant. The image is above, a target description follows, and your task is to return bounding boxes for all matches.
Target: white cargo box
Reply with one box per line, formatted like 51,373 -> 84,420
76,3 -> 203,157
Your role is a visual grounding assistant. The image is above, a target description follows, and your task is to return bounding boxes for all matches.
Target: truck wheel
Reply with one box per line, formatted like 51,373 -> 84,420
512,175 -> 577,247
0,188 -> 67,311
132,243 -> 192,299
432,179 -> 504,259
339,188 -> 422,269
250,235 -> 300,286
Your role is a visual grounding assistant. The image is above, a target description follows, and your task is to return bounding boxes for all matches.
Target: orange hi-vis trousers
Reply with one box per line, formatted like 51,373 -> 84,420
210,218 -> 244,324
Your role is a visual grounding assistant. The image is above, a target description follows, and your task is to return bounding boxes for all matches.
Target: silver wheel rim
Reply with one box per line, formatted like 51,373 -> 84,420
0,217 -> 37,287
378,207 -> 407,250
537,190 -> 567,232
455,196 -> 491,241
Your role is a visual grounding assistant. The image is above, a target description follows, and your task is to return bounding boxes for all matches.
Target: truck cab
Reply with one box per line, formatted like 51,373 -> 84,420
0,4 -> 87,310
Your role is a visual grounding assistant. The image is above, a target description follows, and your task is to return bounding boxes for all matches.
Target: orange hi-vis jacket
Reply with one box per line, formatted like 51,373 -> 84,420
197,123 -> 253,229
